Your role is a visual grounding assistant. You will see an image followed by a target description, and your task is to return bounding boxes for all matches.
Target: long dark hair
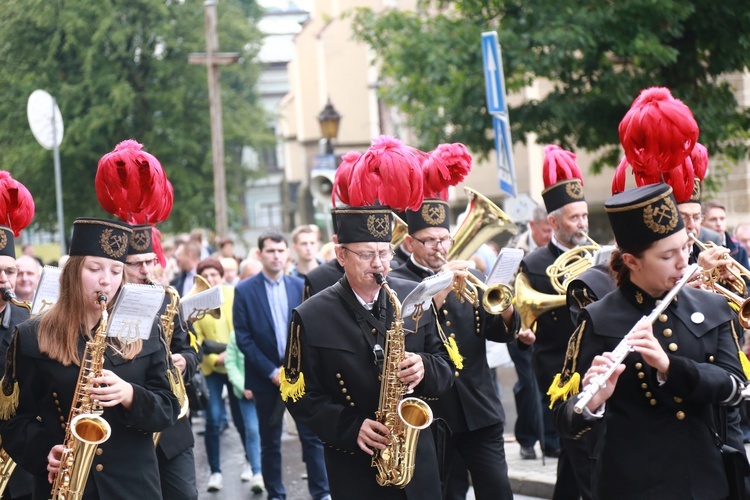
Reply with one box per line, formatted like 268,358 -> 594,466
610,244 -> 651,287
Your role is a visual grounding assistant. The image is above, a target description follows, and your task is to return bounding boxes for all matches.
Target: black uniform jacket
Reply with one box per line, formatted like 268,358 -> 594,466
390,259 -> 518,432
554,282 -> 745,500
286,276 -> 454,499
303,259 -> 344,300
565,264 -> 616,324
0,303 -> 34,498
154,291 -> 202,460
520,242 -> 574,393
3,316 -> 179,500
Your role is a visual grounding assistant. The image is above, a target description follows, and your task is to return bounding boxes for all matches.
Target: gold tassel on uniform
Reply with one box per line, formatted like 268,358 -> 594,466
547,320 -> 587,408
280,322 -> 305,402
0,332 -> 19,419
444,337 -> 464,370
730,321 -> 750,379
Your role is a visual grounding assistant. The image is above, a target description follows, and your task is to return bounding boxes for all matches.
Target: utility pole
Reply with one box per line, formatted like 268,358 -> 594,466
188,0 -> 239,238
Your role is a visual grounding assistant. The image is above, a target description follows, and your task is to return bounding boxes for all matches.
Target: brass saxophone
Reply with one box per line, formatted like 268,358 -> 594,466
371,274 -> 433,488
152,281 -> 189,445
0,289 -> 31,496
51,294 -> 113,500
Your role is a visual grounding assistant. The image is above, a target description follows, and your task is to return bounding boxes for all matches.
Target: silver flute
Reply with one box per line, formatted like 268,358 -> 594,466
573,263 -> 700,414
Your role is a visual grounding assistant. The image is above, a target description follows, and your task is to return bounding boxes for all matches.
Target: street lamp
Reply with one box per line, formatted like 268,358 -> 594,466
317,99 -> 341,155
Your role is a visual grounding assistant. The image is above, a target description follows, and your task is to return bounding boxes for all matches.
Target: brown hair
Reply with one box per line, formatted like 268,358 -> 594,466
38,256 -> 141,365
291,224 -> 320,244
610,245 -> 650,287
197,257 -> 224,278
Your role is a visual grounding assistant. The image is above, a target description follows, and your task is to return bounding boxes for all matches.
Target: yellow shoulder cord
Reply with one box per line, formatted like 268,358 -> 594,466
730,320 -> 750,380
280,322 -> 305,402
431,303 -> 463,370
547,319 -> 586,408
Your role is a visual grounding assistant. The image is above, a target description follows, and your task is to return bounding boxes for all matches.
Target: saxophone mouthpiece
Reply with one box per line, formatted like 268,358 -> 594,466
97,293 -> 108,305
0,288 -> 12,302
374,273 -> 386,286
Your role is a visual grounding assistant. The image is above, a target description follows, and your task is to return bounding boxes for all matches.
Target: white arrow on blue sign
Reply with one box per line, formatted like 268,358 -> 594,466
482,31 -> 507,116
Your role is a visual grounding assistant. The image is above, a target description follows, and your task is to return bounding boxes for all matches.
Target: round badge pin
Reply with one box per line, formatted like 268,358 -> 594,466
690,312 -> 705,324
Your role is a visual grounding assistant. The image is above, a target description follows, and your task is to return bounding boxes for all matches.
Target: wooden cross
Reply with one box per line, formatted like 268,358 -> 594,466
188,0 -> 239,238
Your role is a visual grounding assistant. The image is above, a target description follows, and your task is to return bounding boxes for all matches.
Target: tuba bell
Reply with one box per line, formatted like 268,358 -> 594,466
390,213 -> 409,249
514,272 -> 566,331
184,275 -> 221,322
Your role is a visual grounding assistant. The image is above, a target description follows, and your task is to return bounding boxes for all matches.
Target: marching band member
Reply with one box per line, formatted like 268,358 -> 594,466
553,183 -> 746,499
389,194 -> 518,500
517,145 -> 597,499
281,137 -> 454,499
1,218 -> 178,499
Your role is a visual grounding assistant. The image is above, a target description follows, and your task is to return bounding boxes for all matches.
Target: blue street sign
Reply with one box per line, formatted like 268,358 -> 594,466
494,115 -> 516,197
481,32 -> 507,116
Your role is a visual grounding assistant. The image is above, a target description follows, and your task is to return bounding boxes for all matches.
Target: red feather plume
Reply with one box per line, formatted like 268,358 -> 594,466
348,136 -> 425,211
543,145 -> 583,188
611,157 -> 630,195
618,87 -> 699,177
0,172 -> 34,236
422,143 -> 472,199
690,142 -> 708,181
331,151 -> 361,207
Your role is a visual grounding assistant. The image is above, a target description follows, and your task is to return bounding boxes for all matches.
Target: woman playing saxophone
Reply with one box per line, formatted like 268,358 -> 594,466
0,218 -> 178,500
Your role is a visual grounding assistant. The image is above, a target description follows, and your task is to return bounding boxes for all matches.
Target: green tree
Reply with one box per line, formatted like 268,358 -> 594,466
0,0 -> 273,234
351,0 -> 750,173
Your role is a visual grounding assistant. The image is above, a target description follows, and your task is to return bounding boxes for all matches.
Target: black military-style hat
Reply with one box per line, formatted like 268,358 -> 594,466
681,177 -> 703,205
542,179 -> 586,213
605,183 -> 684,250
336,206 -> 393,244
406,198 -> 450,234
0,226 -> 15,259
127,224 -> 153,256
69,218 -> 133,263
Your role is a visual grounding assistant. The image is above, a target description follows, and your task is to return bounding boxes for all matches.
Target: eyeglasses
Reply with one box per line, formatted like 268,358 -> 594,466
0,268 -> 17,277
679,213 -> 703,223
126,259 -> 158,268
342,247 -> 394,263
411,236 -> 454,250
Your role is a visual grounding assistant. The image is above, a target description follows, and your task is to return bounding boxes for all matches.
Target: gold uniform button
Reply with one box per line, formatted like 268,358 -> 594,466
709,356 -> 715,362
641,383 -> 648,389
59,416 -> 65,422
54,400 -> 60,405
446,321 -> 452,327
96,448 -> 103,456
476,328 -> 480,333
638,372 -> 645,379
650,399 -> 657,406
449,333 -> 456,339
336,373 -> 341,379
95,464 -> 103,472
60,423 -> 65,429
658,314 -> 668,323
443,310 -> 448,315
371,328 -> 377,334
662,328 -> 673,338
645,392 -> 652,398
349,402 -> 355,407
674,397 -> 683,403
52,392 -> 58,398
635,362 -> 643,370
345,396 -> 351,401
455,371 -> 460,378
341,388 -> 347,393
676,411 -> 685,420
668,343 -> 678,352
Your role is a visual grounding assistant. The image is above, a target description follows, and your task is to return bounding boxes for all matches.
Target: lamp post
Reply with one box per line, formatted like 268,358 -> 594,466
317,100 -> 341,155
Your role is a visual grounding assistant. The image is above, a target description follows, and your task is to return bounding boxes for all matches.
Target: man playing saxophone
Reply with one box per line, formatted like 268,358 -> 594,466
0,218 -> 178,500
281,138 -> 454,499
124,224 -> 201,500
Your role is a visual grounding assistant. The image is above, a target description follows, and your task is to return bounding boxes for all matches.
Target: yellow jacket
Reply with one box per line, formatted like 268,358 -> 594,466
193,284 -> 235,376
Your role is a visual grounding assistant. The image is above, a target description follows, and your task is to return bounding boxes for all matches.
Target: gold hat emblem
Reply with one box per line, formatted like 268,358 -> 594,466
100,228 -> 128,259
367,214 -> 390,239
421,203 -> 446,225
690,178 -> 701,201
0,231 -> 7,252
643,196 -> 678,235
566,180 -> 584,200
131,227 -> 151,252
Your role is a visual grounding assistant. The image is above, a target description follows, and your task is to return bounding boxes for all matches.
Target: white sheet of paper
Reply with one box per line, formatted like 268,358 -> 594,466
31,266 -> 62,316
593,245 -> 616,267
107,284 -> 165,344
179,285 -> 224,321
486,247 -> 524,286
400,270 -> 454,319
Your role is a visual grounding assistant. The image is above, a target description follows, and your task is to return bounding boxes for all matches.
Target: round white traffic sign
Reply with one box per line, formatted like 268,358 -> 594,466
27,89 -> 64,151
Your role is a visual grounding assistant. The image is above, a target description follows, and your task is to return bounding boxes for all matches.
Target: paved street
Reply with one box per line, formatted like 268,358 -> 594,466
193,365 -> 551,499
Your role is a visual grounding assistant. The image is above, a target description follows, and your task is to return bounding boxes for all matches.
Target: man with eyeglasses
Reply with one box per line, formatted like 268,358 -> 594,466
124,224 -> 201,500
0,224 -> 34,499
388,198 -> 518,500
282,205 -> 454,499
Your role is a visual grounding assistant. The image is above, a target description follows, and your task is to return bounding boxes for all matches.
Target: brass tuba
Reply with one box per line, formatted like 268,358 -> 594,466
371,274 -> 433,488
545,235 -> 601,295
514,273 -> 566,331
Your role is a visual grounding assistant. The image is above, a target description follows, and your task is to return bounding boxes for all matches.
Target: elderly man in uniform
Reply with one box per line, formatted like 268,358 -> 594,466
389,197 -> 519,499
124,224 -> 201,500
282,203 -> 454,499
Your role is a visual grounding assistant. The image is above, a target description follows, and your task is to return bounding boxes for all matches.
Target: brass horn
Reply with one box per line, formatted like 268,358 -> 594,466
545,234 -> 600,295
514,272 -> 566,331
185,275 -> 222,322
435,252 -> 513,315
447,187 -> 518,262
689,233 -> 749,297
391,213 -> 409,249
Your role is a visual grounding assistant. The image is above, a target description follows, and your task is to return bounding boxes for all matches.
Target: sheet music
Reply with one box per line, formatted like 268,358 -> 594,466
107,284 -> 165,344
485,248 -> 524,286
593,245 -> 616,267
31,266 -> 62,316
400,270 -> 454,319
179,285 -> 224,321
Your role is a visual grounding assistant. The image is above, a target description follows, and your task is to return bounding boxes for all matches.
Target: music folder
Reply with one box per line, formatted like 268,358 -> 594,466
106,284 -> 165,344
30,265 -> 62,316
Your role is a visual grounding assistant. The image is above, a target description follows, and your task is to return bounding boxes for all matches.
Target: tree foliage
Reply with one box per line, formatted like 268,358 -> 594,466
350,0 -> 750,174
0,0 -> 273,234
